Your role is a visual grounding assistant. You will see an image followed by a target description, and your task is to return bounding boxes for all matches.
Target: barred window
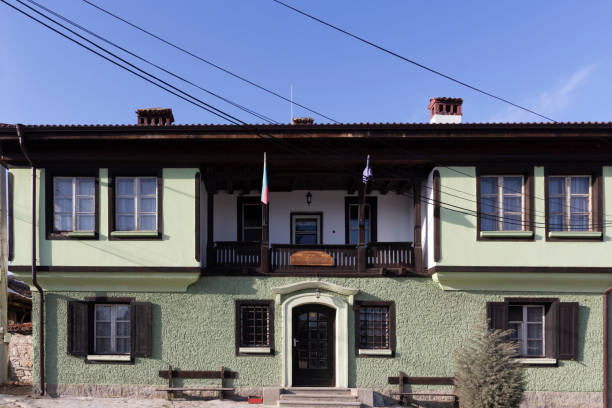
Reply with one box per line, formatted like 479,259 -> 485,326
236,301 -> 274,354
358,304 -> 394,351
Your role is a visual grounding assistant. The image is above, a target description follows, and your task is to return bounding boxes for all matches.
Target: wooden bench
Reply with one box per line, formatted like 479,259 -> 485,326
156,365 -> 236,401
388,371 -> 458,407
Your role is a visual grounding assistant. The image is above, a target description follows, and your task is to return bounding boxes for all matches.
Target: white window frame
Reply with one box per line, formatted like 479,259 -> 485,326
93,304 -> 131,355
480,175 -> 524,231
548,175 -> 592,232
291,214 -> 322,245
508,305 -> 545,357
115,177 -> 158,231
53,177 -> 95,232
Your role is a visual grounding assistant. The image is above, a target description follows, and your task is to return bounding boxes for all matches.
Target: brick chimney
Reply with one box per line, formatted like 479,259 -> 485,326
136,108 -> 174,126
291,117 -> 314,125
427,97 -> 462,124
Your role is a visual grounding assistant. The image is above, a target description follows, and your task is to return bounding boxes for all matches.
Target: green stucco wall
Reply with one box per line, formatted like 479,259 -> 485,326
437,166 -> 612,267
31,277 -> 603,392
10,168 -> 199,267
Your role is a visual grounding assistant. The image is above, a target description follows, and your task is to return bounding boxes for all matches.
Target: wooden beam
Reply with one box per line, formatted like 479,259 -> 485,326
225,168 -> 233,194
413,178 -> 423,275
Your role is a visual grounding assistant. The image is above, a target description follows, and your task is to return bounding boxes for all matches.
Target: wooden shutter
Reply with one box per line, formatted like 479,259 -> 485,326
544,300 -> 559,358
558,302 -> 579,360
486,302 -> 507,330
131,302 -> 153,357
67,301 -> 89,356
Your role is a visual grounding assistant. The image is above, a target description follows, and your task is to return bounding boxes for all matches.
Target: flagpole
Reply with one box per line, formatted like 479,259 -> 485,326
260,152 -> 269,273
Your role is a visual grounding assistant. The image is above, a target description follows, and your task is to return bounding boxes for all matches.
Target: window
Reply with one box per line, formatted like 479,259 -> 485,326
116,177 -> 158,231
480,176 -> 524,231
94,304 -> 131,355
67,299 -> 152,361
354,301 -> 395,356
53,177 -> 95,232
548,176 -> 591,231
345,197 -> 377,244
235,300 -> 274,355
237,197 -> 262,241
291,213 -> 322,244
487,299 -> 579,361
508,305 -> 544,357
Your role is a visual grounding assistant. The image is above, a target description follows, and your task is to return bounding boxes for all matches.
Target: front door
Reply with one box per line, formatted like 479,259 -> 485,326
292,304 -> 335,386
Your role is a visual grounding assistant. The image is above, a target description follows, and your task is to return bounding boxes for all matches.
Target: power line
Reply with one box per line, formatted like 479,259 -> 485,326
80,0 -> 340,124
6,0 -> 606,230
271,0 -> 558,123
24,0 -> 279,125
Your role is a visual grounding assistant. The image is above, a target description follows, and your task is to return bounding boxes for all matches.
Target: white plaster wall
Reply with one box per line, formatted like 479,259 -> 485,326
424,170 -> 436,269
210,190 -> 413,245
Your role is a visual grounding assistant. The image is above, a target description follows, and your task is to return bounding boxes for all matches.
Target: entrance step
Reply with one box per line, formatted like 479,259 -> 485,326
279,388 -> 360,408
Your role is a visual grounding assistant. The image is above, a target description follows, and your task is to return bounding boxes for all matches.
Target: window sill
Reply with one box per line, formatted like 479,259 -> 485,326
512,357 -> 557,366
110,230 -> 159,238
358,349 -> 393,356
86,354 -> 131,362
238,347 -> 271,354
548,231 -> 602,239
66,231 -> 96,238
480,231 -> 534,239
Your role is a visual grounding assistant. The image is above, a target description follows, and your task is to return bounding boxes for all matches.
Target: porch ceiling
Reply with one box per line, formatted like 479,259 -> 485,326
204,165 -> 420,194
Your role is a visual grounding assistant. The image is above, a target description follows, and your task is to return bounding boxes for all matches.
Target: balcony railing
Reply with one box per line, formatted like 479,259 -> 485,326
209,241 -> 413,274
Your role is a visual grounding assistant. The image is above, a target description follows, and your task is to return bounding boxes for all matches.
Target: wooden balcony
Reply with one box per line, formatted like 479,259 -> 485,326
208,241 -> 414,276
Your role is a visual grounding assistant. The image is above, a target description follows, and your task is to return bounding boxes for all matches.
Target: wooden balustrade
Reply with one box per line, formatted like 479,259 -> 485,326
270,244 -> 357,272
368,242 -> 413,267
213,241 -> 260,268
210,241 -> 414,273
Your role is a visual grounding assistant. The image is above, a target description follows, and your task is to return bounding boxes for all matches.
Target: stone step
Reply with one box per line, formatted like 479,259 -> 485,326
280,393 -> 359,403
284,387 -> 353,396
278,400 -> 361,408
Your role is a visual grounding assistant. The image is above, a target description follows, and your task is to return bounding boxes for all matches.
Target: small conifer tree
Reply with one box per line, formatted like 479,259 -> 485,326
454,320 -> 525,408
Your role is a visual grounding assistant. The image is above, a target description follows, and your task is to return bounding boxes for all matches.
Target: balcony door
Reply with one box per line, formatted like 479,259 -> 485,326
291,213 -> 322,245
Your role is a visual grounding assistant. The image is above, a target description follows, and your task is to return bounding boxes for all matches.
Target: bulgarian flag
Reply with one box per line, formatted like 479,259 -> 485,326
261,152 -> 269,205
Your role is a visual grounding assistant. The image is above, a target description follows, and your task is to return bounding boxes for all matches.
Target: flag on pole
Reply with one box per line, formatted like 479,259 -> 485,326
362,155 -> 373,184
261,152 -> 269,205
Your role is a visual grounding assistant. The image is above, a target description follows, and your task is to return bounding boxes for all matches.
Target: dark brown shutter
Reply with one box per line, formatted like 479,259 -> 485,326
558,302 -> 579,360
544,300 -> 559,358
67,301 -> 89,356
132,302 -> 153,357
486,302 -> 507,330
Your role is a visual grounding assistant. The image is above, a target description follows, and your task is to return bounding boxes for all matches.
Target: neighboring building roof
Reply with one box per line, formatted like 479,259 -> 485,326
8,278 -> 31,299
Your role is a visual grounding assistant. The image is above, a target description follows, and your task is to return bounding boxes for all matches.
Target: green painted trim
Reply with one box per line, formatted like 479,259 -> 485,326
110,230 -> 159,237
548,231 -> 603,239
433,271 -> 612,293
11,271 -> 200,293
479,231 -> 534,238
66,231 -> 95,238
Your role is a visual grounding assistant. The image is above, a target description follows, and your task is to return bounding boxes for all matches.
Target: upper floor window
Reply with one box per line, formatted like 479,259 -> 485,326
345,197 -> 377,244
480,176 -> 524,231
548,176 -> 591,231
291,213 -> 322,244
53,177 -> 95,232
116,177 -> 158,231
237,197 -> 261,241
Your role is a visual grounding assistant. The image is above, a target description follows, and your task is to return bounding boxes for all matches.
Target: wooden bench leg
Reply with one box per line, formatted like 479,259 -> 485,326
167,390 -> 174,401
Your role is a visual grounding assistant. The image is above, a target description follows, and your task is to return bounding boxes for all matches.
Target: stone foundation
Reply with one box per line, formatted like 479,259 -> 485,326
8,334 -> 32,385
33,385 -> 605,407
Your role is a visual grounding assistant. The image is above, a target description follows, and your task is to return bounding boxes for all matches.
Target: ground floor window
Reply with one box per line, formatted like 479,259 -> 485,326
508,304 -> 544,357
235,300 -> 274,355
94,304 -> 131,355
354,301 -> 395,356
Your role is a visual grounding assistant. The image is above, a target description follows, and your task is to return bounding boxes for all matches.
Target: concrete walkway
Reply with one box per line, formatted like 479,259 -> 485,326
0,394 -> 276,408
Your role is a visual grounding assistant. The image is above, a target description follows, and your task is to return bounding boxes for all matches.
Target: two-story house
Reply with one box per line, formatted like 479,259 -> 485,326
2,100 -> 611,407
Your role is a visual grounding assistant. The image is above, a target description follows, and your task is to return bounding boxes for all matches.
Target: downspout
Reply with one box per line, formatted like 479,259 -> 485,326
16,124 -> 44,396
604,287 -> 612,408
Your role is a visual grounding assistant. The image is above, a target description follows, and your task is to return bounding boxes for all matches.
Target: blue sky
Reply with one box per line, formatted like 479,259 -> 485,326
1,0 -> 611,125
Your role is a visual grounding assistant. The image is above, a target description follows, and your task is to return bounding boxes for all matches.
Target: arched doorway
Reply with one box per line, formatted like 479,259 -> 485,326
292,304 -> 336,387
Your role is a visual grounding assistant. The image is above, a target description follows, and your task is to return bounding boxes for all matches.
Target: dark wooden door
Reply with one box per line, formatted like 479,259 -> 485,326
292,304 -> 335,386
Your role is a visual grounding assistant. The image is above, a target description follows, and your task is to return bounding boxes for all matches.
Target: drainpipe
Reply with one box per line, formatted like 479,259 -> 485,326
16,124 -> 44,396
604,287 -> 612,408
